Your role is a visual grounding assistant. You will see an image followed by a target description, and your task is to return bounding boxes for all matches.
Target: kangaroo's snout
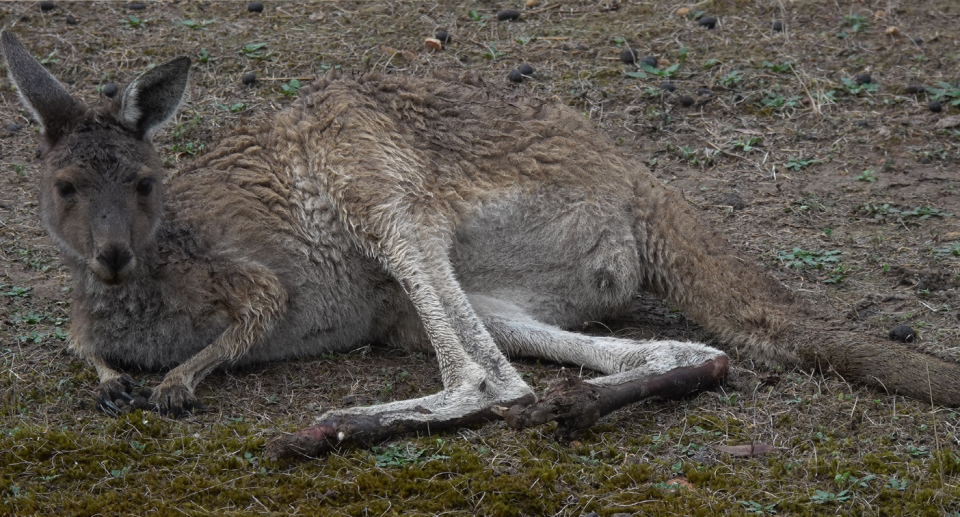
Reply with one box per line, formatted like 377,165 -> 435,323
93,243 -> 136,283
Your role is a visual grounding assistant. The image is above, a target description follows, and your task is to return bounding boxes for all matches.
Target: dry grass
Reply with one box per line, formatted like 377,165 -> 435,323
1,1 -> 960,515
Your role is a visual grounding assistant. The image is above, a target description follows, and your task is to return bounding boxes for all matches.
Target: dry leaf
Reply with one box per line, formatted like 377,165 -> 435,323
661,476 -> 696,492
934,116 -> 960,129
380,45 -> 418,62
713,443 -> 786,457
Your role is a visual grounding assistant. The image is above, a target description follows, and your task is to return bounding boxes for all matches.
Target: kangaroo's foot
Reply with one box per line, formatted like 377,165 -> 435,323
94,375 -> 152,415
95,376 -> 204,417
500,356 -> 728,437
149,381 -> 206,417
264,381 -> 535,461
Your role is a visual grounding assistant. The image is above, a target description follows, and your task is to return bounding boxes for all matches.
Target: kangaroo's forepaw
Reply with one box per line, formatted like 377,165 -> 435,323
149,383 -> 205,417
95,375 -> 151,415
501,371 -> 602,436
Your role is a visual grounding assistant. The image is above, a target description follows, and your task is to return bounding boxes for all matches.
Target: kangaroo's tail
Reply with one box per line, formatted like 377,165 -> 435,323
632,179 -> 960,406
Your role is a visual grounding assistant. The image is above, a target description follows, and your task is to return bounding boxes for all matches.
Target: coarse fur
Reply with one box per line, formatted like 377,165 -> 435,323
3,31 -> 959,450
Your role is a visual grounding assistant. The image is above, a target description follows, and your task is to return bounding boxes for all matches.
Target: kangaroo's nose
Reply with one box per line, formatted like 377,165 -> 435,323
97,245 -> 132,274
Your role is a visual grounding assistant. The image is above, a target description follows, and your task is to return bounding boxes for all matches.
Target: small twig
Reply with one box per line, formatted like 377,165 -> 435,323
527,3 -> 562,15
258,76 -> 316,82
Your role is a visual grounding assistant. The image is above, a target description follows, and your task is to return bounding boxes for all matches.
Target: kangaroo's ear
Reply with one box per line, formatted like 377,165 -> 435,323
1,30 -> 80,142
118,56 -> 191,139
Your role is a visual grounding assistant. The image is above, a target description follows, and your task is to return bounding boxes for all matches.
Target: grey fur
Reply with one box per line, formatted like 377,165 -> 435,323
3,31 -> 959,443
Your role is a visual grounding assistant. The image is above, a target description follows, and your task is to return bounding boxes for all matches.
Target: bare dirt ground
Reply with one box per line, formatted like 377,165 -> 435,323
1,1 -> 959,515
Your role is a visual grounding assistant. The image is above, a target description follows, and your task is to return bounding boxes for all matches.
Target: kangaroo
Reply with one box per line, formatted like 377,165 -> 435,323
3,31 -> 959,460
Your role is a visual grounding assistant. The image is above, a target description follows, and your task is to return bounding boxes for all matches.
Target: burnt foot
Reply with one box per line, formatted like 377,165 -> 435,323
264,414 -> 385,461
264,421 -> 341,461
502,371 -> 602,435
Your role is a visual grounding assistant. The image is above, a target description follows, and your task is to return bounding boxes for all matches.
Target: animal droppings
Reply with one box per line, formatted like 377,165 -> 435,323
497,9 -> 521,21
518,63 -> 534,75
39,1 -> 55,12
929,100 -> 942,113
125,1 -> 146,10
659,81 -> 676,92
773,20 -> 783,32
640,55 -> 657,67
102,83 -> 119,97
241,72 -> 257,85
888,325 -> 915,343
698,16 -> 717,29
679,95 -> 695,107
903,84 -> 925,94
435,30 -> 451,43
6,123 -> 21,132
248,2 -> 264,13
508,69 -> 523,83
619,48 -> 638,64
855,73 -> 873,85
65,14 -> 78,25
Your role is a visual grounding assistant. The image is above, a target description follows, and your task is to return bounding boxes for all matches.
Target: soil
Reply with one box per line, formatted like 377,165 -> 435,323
1,1 -> 959,516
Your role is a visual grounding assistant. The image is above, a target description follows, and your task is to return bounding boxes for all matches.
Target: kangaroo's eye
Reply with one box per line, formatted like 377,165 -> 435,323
136,178 -> 154,196
56,181 -> 76,198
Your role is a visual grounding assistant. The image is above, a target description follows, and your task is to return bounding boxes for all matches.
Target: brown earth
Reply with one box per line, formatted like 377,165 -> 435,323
1,1 -> 959,516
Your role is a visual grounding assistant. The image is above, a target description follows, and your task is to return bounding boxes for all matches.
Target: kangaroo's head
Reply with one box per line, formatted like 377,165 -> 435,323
1,31 -> 189,285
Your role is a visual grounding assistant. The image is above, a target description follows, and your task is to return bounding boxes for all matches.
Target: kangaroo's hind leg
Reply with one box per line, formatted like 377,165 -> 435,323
470,294 -> 728,435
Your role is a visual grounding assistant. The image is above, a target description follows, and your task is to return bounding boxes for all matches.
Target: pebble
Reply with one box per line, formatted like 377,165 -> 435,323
102,83 -> 119,98
659,81 -> 676,92
855,73 -> 873,85
929,100 -> 942,113
65,14 -> 78,25
698,16 -> 717,29
241,72 -> 257,85
619,48 -> 637,64
697,87 -> 712,96
679,95 -> 695,107
248,1 -> 264,13
497,9 -> 520,21
722,192 -> 746,210
507,69 -> 523,83
888,325 -> 915,343
773,20 -> 783,32
518,63 -> 534,75
435,30 -> 451,43
39,1 -> 55,12
640,55 -> 657,67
